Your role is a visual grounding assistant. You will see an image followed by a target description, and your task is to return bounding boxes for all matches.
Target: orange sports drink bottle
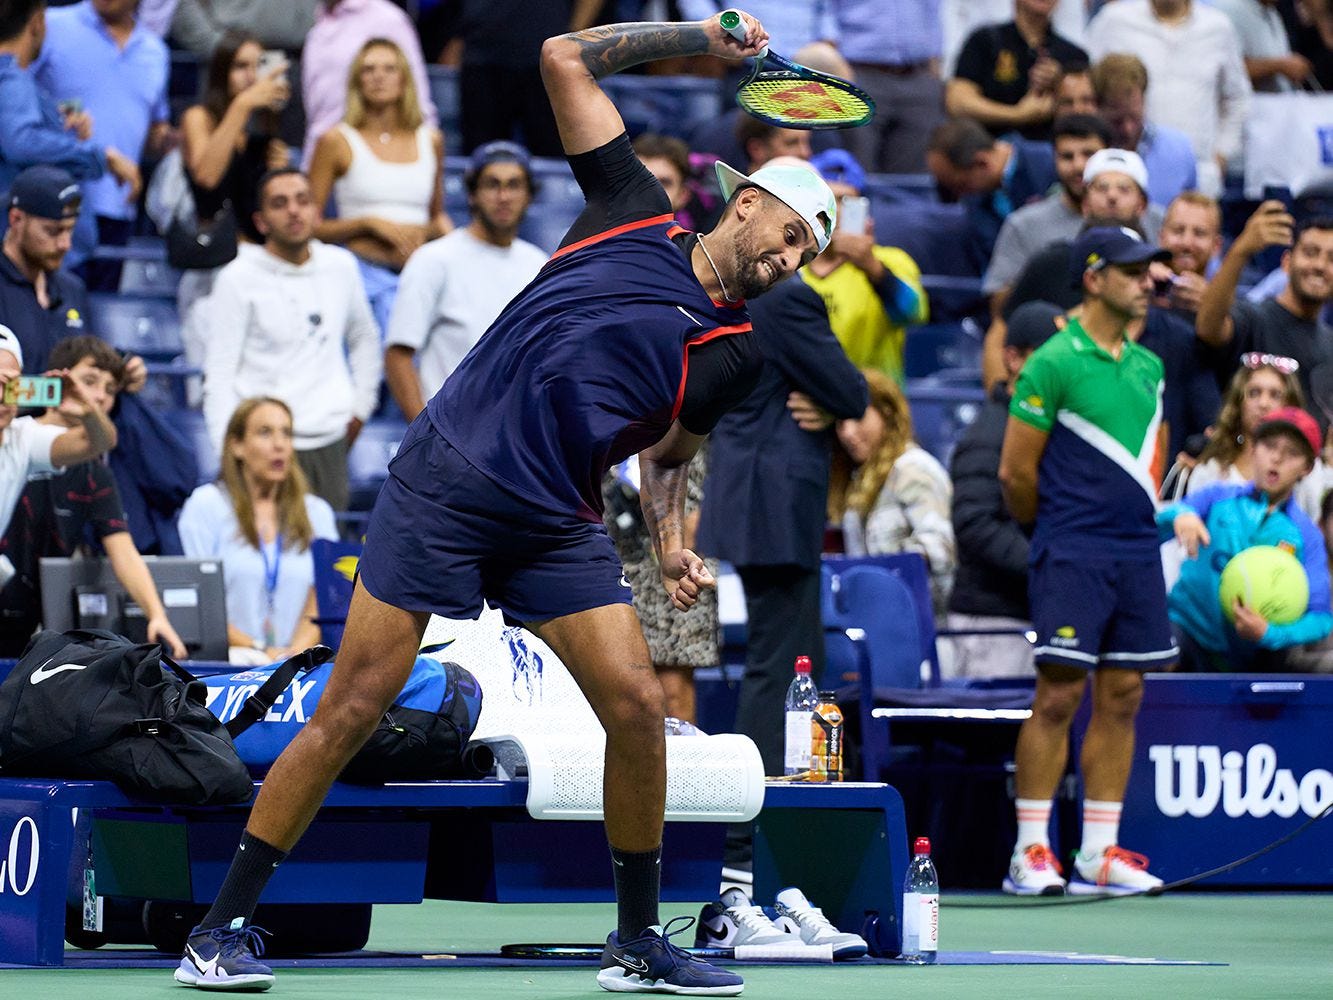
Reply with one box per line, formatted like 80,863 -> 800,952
809,692 -> 843,782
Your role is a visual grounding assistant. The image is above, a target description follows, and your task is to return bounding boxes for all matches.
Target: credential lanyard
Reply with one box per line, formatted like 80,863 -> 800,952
260,532 -> 283,649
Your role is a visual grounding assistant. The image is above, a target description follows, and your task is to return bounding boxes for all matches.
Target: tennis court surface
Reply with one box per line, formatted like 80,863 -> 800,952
3,891 -> 1328,999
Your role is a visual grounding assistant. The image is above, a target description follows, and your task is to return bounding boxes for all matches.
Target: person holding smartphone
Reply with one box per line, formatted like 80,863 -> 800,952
801,149 -> 929,382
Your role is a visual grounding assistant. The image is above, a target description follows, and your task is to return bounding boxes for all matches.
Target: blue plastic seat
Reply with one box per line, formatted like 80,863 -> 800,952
311,538 -> 363,649
87,293 -> 183,360
903,379 -> 986,466
347,418 -> 407,510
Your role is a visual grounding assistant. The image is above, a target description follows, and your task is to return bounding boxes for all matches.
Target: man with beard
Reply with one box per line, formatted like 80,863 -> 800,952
384,140 -> 547,420
983,113 -> 1111,311
1197,203 -> 1333,420
174,11 -> 834,996
999,226 -> 1175,896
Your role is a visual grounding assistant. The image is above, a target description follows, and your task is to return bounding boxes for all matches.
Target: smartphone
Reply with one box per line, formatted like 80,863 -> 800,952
3,375 -> 62,408
1262,184 -> 1296,215
258,49 -> 288,79
838,196 -> 870,235
57,98 -> 82,116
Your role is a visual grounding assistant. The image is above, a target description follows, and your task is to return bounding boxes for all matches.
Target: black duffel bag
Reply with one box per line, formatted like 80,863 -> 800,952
0,629 -> 254,805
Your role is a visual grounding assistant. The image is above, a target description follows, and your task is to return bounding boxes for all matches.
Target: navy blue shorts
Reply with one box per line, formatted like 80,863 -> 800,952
1029,553 -> 1178,670
358,420 -> 632,624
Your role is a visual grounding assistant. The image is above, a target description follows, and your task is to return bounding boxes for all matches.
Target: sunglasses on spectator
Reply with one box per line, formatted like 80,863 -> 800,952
1241,352 -> 1300,374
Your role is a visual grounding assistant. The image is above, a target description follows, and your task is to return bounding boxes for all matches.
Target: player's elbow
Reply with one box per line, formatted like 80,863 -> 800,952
540,35 -> 584,84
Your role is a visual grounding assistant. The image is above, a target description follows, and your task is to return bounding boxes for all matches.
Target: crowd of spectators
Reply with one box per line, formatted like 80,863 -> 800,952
1,0 -> 1332,686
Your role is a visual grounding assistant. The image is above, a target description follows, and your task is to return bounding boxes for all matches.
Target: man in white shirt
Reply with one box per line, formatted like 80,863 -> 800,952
203,168 -> 382,512
385,141 -> 546,420
0,323 -> 118,538
1085,0 -> 1252,196
1213,0 -> 1312,92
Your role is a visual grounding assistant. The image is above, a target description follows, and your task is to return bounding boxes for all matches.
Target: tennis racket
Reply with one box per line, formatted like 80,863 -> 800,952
719,9 -> 875,130
499,942 -> 834,962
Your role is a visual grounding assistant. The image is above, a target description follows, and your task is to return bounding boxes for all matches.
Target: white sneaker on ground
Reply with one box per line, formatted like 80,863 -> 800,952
1068,846 -> 1164,896
1002,844 -> 1067,896
694,887 -> 790,948
771,887 -> 868,960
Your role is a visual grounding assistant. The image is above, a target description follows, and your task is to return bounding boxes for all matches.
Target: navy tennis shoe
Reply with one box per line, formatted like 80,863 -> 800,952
598,915 -> 743,995
174,918 -> 274,991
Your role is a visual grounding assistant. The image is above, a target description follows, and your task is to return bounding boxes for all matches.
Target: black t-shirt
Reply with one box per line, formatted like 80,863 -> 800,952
953,21 -> 1089,141
1138,309 -> 1222,459
1002,239 -> 1079,320
0,459 -> 128,628
1230,298 -> 1333,425
561,134 -> 763,436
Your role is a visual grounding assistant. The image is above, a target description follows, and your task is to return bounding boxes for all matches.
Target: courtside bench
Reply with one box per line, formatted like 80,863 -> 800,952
0,775 -> 908,966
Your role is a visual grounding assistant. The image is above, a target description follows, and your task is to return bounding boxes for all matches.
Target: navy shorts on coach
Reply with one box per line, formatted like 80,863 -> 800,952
358,419 -> 633,624
1029,553 -> 1178,670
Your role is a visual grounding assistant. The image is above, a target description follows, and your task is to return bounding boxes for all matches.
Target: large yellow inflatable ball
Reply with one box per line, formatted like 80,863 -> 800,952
1218,546 -> 1309,625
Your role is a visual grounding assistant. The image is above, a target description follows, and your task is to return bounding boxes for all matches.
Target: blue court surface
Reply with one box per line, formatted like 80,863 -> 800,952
2,893 -> 1328,999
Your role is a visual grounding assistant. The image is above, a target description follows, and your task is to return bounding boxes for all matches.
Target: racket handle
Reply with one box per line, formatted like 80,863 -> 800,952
719,9 -> 769,59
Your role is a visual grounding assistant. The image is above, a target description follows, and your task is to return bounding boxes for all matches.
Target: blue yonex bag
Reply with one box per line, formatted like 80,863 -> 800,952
204,651 -> 485,781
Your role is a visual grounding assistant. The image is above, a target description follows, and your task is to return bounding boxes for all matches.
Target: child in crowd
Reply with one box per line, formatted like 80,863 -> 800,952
1160,407 -> 1333,671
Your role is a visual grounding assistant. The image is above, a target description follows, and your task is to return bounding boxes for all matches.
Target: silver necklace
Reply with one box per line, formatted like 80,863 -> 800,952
697,233 -> 736,303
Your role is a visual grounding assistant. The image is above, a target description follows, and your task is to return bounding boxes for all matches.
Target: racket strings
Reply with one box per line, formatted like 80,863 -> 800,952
738,76 -> 872,126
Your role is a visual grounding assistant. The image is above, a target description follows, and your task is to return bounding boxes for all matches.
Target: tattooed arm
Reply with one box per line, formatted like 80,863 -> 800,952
639,421 -> 715,611
539,11 -> 768,156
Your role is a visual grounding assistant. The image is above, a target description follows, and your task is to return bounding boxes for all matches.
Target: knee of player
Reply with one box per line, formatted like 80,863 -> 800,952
601,669 -> 666,735
311,689 -> 393,747
1031,675 -> 1086,725
1094,670 -> 1145,719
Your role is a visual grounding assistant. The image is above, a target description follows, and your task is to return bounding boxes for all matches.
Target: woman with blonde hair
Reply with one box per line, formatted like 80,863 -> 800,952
1168,354 -> 1332,520
179,398 -> 338,664
308,37 -> 451,334
831,370 -> 956,613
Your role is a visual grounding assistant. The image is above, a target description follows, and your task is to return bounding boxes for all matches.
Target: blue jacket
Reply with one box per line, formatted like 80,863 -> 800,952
1158,483 -> 1333,652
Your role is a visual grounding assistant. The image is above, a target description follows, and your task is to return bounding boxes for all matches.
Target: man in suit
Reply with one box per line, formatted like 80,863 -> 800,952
698,265 -> 867,893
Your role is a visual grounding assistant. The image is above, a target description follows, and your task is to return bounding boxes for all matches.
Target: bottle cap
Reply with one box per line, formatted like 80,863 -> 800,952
914,837 -> 931,854
794,655 -> 812,674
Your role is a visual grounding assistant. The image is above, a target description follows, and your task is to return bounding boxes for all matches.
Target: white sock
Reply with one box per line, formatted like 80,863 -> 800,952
1079,799 -> 1122,859
1015,798 -> 1053,852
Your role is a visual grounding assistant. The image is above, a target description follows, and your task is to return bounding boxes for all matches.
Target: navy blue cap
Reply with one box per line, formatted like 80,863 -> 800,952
470,140 -> 531,174
9,165 -> 81,219
1005,300 -> 1064,350
811,148 -> 866,193
1068,226 -> 1170,288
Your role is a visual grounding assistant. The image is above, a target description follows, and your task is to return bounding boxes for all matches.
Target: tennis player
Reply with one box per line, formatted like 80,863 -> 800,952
174,10 -> 837,996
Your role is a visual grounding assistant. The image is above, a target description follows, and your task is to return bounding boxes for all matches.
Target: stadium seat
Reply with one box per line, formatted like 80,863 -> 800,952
871,200 -> 978,278
87,292 -> 184,360
903,317 -> 985,379
347,417 -> 408,510
600,73 -> 723,140
905,378 -> 986,466
427,65 -> 463,160
118,257 -> 181,297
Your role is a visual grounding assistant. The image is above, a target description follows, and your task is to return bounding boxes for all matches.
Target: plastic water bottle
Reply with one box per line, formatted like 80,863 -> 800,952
783,655 -> 818,775
901,836 -> 939,964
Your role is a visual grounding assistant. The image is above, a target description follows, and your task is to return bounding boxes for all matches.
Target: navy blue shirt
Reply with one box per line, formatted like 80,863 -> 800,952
428,134 -> 762,522
0,251 -> 92,373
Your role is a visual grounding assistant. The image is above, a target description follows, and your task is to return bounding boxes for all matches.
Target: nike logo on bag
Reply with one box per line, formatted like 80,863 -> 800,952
618,955 -> 651,974
29,661 -> 88,684
186,944 -> 220,978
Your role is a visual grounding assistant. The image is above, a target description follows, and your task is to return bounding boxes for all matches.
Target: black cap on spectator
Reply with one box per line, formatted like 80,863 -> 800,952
9,165 -> 81,219
1005,301 -> 1064,351
464,140 -> 534,193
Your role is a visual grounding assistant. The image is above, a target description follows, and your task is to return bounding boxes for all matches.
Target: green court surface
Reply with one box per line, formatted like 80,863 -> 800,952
4,893 -> 1329,999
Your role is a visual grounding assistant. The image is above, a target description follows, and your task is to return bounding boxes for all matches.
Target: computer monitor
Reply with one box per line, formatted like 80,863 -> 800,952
39,556 -> 230,661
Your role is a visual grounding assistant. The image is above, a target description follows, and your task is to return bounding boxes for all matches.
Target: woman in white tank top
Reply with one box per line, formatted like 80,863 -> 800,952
308,38 -> 452,335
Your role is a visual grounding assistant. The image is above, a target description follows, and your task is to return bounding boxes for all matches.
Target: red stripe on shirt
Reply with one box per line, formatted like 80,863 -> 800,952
669,323 -> 754,423
548,213 -> 677,261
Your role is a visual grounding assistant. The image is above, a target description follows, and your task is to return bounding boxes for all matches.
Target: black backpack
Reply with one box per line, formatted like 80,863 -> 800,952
0,629 -> 307,805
